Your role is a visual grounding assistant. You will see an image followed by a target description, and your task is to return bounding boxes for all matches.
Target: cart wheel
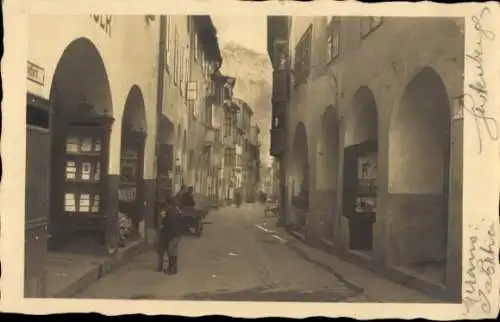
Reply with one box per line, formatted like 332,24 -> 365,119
195,222 -> 203,237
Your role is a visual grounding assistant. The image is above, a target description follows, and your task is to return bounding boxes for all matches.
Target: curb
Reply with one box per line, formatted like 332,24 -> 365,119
282,236 -> 365,297
52,240 -> 146,298
281,233 -> 439,303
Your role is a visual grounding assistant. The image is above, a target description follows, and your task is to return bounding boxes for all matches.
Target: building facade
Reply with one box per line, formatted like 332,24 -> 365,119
247,124 -> 261,202
26,15 -> 162,296
221,77 -> 238,203
25,14 -> 226,297
183,16 -> 222,199
233,98 -> 254,201
268,16 -> 464,301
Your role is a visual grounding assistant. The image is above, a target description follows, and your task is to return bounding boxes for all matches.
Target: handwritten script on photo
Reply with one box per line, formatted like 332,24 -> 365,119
463,221 -> 497,316
460,6 -> 499,154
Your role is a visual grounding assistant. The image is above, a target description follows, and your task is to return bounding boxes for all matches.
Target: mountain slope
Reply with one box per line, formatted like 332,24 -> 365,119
219,41 -> 272,166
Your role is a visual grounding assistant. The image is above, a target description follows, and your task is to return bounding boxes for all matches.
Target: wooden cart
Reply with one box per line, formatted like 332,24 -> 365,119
181,207 -> 207,237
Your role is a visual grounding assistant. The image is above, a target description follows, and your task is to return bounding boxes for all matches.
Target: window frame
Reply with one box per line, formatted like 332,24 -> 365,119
293,24 -> 312,87
326,19 -> 341,65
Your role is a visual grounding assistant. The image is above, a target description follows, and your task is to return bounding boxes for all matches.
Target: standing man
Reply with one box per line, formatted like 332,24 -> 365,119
156,196 -> 184,274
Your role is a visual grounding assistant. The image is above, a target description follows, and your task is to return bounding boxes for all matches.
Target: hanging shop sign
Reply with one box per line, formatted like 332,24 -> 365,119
27,61 -> 45,86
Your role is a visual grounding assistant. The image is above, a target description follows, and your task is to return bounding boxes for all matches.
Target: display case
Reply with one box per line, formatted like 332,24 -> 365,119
50,107 -> 113,248
119,131 -> 146,230
342,140 -> 377,251
355,151 -> 377,215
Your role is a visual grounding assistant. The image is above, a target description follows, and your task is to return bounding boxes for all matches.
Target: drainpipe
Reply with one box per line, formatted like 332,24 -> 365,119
151,15 -> 167,236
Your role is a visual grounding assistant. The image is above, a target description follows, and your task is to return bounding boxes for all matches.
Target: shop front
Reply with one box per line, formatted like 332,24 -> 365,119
118,86 -> 147,243
45,37 -> 116,255
342,87 -> 378,256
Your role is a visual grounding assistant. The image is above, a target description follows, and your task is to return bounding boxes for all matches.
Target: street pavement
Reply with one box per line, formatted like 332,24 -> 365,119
74,204 -> 425,302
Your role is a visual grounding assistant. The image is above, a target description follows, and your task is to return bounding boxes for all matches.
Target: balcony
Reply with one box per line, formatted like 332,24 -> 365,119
272,70 -> 290,103
270,128 -> 285,157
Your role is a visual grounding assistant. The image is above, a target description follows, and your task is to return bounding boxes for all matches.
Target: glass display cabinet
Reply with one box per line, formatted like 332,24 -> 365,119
342,140 -> 377,251
49,101 -> 113,250
119,131 -> 146,233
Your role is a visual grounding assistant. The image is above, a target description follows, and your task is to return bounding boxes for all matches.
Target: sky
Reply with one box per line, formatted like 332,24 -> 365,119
211,15 -> 267,53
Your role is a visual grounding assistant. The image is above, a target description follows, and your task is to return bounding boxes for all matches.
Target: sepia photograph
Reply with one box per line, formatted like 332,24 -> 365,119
24,12 -> 465,303
1,0 -> 499,319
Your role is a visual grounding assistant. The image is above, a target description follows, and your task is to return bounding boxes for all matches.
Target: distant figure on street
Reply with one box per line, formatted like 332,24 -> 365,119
156,196 -> 184,274
292,182 -> 309,228
234,190 -> 242,207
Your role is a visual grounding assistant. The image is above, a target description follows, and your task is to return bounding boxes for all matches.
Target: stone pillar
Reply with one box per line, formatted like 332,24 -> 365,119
143,178 -> 157,248
446,106 -> 463,301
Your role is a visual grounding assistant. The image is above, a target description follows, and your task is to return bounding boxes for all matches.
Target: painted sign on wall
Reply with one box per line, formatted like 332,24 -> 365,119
90,15 -> 112,37
27,61 -> 45,86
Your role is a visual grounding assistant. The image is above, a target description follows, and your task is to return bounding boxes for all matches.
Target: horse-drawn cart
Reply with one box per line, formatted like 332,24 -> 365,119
181,207 -> 208,237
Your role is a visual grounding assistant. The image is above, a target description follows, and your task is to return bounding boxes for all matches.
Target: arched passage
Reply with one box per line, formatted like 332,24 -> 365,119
388,67 -> 450,282
48,37 -> 114,250
119,85 -> 147,237
317,105 -> 340,241
343,87 -> 378,253
290,122 -> 309,231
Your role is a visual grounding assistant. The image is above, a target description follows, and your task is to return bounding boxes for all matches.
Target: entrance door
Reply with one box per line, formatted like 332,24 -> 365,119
25,94 -> 51,297
343,141 -> 377,251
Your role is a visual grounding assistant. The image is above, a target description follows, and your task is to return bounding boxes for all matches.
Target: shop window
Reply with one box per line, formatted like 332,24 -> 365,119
360,17 -> 383,39
65,161 -> 77,180
294,25 -> 312,87
27,104 -> 50,129
64,193 -> 75,212
59,130 -> 107,215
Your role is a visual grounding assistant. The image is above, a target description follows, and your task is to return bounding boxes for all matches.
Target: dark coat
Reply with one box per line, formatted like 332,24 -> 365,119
158,205 -> 184,241
180,192 -> 195,208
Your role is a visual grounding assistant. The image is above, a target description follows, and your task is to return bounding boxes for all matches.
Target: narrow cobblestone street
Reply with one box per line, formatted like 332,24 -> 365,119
74,204 -> 433,302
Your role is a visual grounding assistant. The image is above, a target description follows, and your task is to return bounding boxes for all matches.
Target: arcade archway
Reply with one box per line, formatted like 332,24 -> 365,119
48,37 -> 114,251
317,105 -> 340,241
389,67 -> 450,282
119,85 -> 147,238
343,87 -> 378,253
290,122 -> 309,231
